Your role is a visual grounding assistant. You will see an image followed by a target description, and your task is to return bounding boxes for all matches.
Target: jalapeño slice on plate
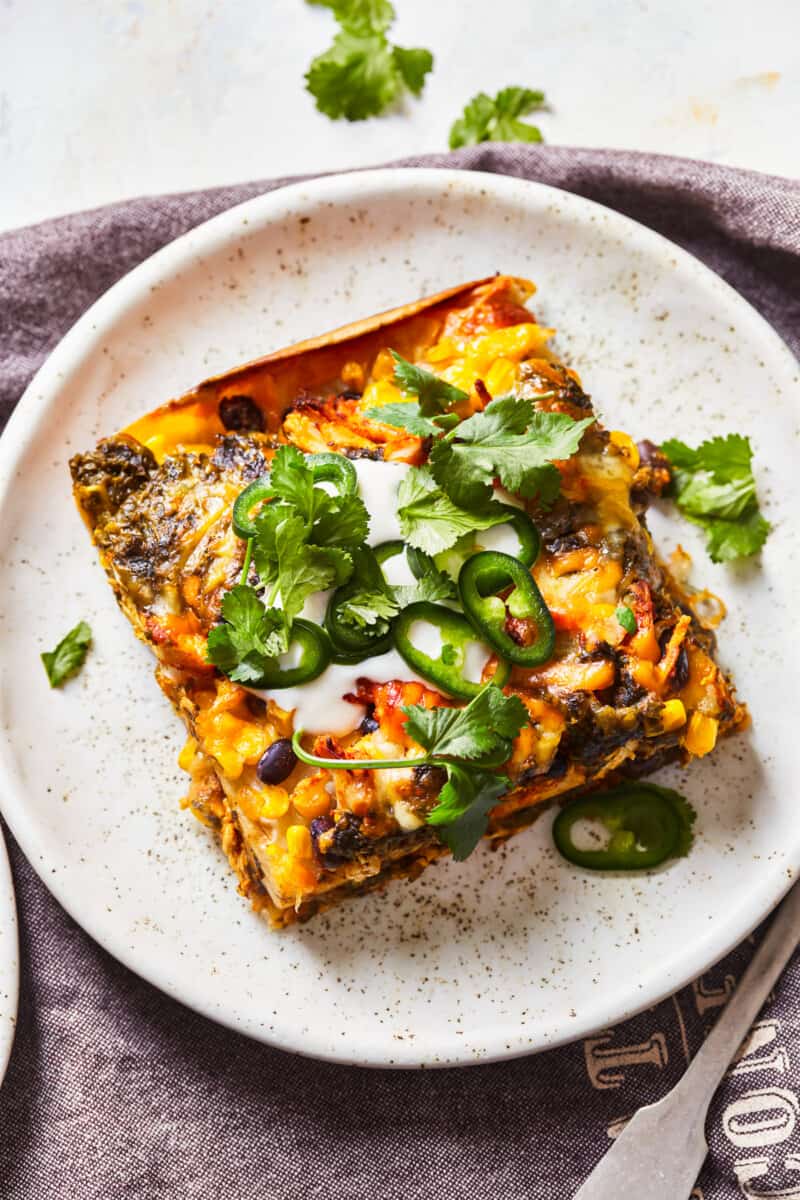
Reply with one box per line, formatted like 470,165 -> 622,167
552,783 -> 695,871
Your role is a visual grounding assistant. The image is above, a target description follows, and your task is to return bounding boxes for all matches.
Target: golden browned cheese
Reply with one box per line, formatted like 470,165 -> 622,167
70,276 -> 746,926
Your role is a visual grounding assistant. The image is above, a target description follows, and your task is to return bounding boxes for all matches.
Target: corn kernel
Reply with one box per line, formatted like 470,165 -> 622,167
292,775 -> 333,819
361,378 -> 403,412
684,712 -> 719,757
341,360 -> 365,390
178,737 -> 198,772
214,746 -> 244,780
286,825 -> 312,858
426,338 -> 457,363
609,430 -> 640,469
260,786 -> 291,821
233,722 -> 269,766
485,357 -> 518,396
237,786 -> 264,822
287,861 -> 318,893
660,699 -> 687,732
371,348 -> 398,380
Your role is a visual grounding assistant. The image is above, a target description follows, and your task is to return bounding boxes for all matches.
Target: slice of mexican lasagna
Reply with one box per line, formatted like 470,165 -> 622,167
70,276 -> 746,926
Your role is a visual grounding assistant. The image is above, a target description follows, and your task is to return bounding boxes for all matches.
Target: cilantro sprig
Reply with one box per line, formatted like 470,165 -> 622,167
661,434 -> 770,562
336,545 -> 457,635
369,354 -> 592,518
305,0 -> 433,121
396,466 -> 511,555
41,620 -> 92,687
430,396 -> 594,508
449,86 -> 547,149
207,446 -> 368,679
390,351 -> 469,412
363,351 -> 469,435
292,683 -> 528,859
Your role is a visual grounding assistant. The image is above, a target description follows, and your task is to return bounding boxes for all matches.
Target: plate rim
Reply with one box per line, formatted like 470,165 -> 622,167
0,166 -> 798,1068
0,826 -> 19,1086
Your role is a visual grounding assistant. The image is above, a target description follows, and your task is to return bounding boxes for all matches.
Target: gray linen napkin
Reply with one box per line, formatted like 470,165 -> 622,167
1,146 -> 798,1200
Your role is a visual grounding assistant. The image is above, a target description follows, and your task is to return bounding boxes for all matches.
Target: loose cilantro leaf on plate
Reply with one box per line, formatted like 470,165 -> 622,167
41,620 -> 92,688
402,684 -> 528,763
449,86 -> 546,150
206,586 -> 286,683
391,351 -> 469,413
661,433 -> 770,562
305,0 -> 433,121
430,395 -> 593,508
426,764 -> 511,860
396,466 -> 510,555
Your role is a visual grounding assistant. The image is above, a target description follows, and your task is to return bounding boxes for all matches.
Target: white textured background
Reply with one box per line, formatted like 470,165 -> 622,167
1,0 -> 798,232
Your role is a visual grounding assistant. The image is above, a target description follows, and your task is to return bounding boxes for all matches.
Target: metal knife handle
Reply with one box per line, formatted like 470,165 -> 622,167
574,881 -> 800,1200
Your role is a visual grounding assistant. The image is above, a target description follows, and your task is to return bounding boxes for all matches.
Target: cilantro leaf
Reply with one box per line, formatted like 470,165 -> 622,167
402,684 -> 528,763
280,544 -> 352,626
206,586 -> 286,683
332,545 -> 399,636
252,509 -> 352,624
402,684 -> 527,860
339,588 -> 399,629
311,491 -> 370,548
308,0 -> 394,35
393,557 -> 457,606
426,764 -> 510,861
41,620 -> 92,687
305,2 -> 432,121
396,466 -> 510,555
256,447 -> 367,555
266,446 -> 369,545
391,351 -> 469,413
392,45 -> 434,95
616,605 -> 637,635
269,445 -> 315,520
449,86 -> 546,150
661,434 -> 770,562
306,31 -> 398,120
362,401 -> 442,438
431,395 -> 593,508
703,509 -> 771,563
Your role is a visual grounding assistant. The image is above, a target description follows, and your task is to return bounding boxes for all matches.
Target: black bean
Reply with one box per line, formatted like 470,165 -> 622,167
256,738 -> 297,784
658,626 -> 691,690
358,714 -> 379,735
219,394 -> 265,433
330,812 -> 368,858
672,645 -> 690,690
545,751 -> 569,779
413,764 -> 448,795
245,694 -> 267,718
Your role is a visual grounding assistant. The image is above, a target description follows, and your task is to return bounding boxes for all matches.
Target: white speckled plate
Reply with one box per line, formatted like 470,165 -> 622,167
0,169 -> 797,1068
0,827 -> 19,1084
